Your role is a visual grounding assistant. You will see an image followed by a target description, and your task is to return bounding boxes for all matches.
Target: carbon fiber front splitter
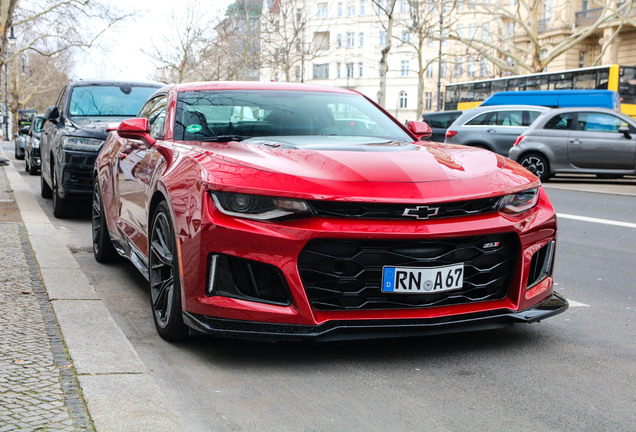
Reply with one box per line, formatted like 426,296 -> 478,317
182,292 -> 568,342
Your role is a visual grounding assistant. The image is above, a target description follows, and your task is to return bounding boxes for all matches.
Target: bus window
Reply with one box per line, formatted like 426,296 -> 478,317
445,86 -> 459,110
526,76 -> 549,90
574,71 -> 597,89
550,72 -> 573,89
509,78 -> 527,92
618,66 -> 636,105
491,79 -> 507,94
459,84 -> 475,102
474,82 -> 491,101
596,69 -> 609,89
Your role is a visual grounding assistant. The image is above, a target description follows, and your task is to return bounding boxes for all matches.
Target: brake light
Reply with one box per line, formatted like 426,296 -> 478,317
446,130 -> 458,138
513,135 -> 524,146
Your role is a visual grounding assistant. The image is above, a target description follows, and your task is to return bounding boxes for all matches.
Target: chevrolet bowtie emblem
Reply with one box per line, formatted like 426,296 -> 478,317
402,206 -> 440,220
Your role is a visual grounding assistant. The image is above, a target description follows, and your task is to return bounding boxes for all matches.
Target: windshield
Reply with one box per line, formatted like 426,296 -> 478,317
174,90 -> 411,142
68,85 -> 159,117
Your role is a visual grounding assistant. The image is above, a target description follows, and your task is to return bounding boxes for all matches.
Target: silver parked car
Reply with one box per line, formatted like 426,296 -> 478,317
445,105 -> 550,155
509,107 -> 636,181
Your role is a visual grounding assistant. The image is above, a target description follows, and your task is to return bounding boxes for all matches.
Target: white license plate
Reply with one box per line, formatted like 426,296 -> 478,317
381,264 -> 464,294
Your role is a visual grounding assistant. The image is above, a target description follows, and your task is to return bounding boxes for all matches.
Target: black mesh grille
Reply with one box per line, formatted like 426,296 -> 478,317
298,234 -> 518,311
308,197 -> 500,220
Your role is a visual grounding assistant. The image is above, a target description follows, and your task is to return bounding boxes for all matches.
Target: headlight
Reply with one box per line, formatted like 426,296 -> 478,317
61,136 -> 103,151
498,188 -> 539,214
210,191 -> 312,220
32,138 -> 40,149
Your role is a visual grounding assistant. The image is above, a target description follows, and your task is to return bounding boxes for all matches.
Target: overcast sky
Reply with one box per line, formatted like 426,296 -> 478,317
73,0 -> 233,81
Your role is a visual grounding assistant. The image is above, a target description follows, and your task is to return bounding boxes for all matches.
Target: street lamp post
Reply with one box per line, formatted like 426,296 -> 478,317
4,26 -> 16,141
436,5 -> 443,111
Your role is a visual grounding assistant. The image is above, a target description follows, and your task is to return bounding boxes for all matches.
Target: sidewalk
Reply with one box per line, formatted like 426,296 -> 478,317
0,146 -> 184,432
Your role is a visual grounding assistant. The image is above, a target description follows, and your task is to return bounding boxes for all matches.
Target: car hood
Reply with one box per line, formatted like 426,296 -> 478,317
197,136 -> 509,182
187,136 -> 538,201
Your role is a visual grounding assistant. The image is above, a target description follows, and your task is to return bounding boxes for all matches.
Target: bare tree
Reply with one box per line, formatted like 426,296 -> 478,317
145,0 -> 217,83
261,0 -> 331,81
372,0 -> 398,108
210,0 -> 262,81
451,0 -> 634,75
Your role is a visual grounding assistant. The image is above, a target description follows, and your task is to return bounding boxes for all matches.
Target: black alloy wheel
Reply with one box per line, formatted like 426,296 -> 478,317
52,166 -> 71,218
149,202 -> 188,341
520,153 -> 550,182
92,179 -> 118,262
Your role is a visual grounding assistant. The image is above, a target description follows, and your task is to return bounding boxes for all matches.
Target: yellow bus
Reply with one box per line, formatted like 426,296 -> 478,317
444,65 -> 636,118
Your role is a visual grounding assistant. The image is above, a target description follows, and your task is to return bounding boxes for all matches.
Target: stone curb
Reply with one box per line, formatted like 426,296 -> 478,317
1,147 -> 185,432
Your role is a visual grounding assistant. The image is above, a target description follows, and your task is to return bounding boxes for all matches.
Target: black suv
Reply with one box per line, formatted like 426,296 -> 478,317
40,80 -> 163,217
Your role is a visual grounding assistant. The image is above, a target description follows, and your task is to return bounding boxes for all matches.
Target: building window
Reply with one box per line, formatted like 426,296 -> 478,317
359,62 -> 363,77
579,51 -> 586,68
348,4 -> 355,15
399,91 -> 408,108
346,62 -> 354,78
425,64 -> 433,78
317,3 -> 328,18
401,31 -> 410,43
467,57 -> 476,77
401,60 -> 409,77
455,58 -> 463,77
338,2 -> 343,16
296,8 -> 302,22
508,22 -> 514,37
360,0 -> 366,15
440,61 -> 447,78
294,66 -> 300,81
359,32 -> 365,47
400,0 -> 407,13
313,63 -> 329,79
425,92 -> 432,111
337,33 -> 342,48
481,23 -> 490,42
480,58 -> 489,77
337,63 -> 341,78
314,31 -> 330,51
380,31 -> 387,46
347,32 -> 355,47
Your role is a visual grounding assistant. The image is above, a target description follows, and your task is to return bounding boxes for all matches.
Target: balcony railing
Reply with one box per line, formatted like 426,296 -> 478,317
576,2 -> 635,27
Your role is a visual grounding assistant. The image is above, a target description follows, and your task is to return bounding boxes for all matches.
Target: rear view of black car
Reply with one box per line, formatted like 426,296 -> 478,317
40,80 -> 163,218
420,110 -> 463,142
24,114 -> 45,175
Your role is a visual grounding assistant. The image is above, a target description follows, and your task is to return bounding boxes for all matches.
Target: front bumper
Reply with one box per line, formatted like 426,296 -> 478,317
183,292 -> 568,342
58,149 -> 98,198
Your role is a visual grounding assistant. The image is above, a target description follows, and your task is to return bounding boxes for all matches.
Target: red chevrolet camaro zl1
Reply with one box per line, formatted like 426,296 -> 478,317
92,81 -> 567,341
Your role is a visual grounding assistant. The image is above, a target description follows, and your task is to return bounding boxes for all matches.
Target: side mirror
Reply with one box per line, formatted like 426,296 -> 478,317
45,106 -> 59,122
619,125 -> 632,139
117,118 -> 156,146
406,120 -> 433,140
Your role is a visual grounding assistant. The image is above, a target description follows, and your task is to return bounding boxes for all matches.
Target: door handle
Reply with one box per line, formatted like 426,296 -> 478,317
569,138 -> 581,145
486,129 -> 496,133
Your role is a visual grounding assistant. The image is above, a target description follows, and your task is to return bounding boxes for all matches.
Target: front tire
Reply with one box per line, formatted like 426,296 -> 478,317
149,202 -> 188,341
92,178 -> 118,262
41,173 -> 52,198
52,166 -> 72,218
519,153 -> 551,182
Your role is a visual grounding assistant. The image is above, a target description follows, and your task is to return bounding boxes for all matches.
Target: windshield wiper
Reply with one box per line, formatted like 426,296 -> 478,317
197,135 -> 249,142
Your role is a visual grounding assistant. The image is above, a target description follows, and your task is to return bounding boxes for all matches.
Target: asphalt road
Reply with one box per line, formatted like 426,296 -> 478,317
4,143 -> 635,432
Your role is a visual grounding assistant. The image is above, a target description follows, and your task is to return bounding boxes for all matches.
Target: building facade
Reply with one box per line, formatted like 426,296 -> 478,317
260,0 -> 636,123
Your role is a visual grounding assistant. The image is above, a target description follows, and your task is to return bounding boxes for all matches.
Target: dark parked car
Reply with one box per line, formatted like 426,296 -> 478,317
444,105 -> 550,155
421,110 -> 463,142
24,114 -> 45,175
40,79 -> 163,218
509,107 -> 636,181
92,81 -> 566,341
14,109 -> 37,159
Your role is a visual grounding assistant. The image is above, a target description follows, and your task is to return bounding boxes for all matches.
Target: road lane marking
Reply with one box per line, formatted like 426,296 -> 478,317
557,213 -> 636,229
567,299 -> 590,308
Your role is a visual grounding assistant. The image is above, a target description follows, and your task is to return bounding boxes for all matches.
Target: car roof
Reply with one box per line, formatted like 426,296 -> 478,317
469,104 -> 552,112
540,106 -> 626,115
69,79 -> 164,88
170,81 -> 360,95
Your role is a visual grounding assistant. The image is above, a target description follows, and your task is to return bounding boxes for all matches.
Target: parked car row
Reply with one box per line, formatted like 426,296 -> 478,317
421,104 -> 636,181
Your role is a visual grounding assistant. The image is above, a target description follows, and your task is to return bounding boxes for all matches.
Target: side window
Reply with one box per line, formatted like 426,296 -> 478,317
139,96 -> 167,139
525,110 -> 543,126
544,113 -> 575,130
497,110 -> 523,126
466,112 -> 493,126
576,112 -> 625,133
56,86 -> 68,115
